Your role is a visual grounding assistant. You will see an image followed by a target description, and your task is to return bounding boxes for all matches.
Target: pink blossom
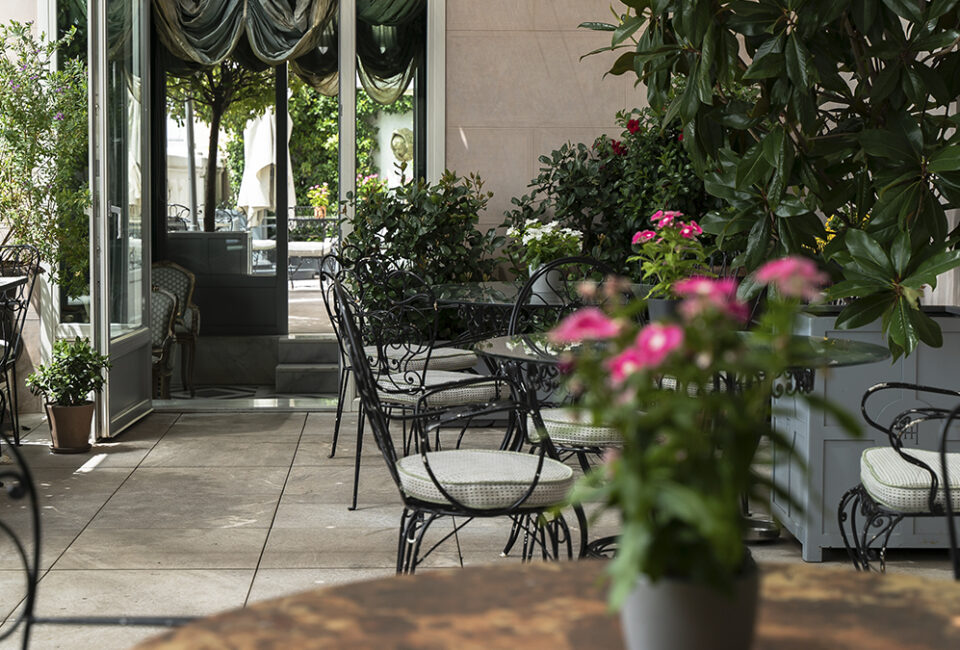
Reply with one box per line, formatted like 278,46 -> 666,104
755,256 -> 828,301
674,277 -> 750,323
635,323 -> 684,368
679,221 -> 703,239
548,307 -> 620,344
651,210 -> 684,229
627,119 -> 640,134
632,229 -> 657,245
606,347 -> 649,384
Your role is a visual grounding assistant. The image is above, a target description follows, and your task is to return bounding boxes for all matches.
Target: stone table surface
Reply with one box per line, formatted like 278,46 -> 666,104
136,561 -> 960,649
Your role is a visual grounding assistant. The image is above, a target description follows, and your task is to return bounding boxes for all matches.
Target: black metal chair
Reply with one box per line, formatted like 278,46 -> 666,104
320,247 -> 477,510
0,404 -> 193,648
152,261 -> 200,397
839,382 -> 960,576
506,256 -> 622,472
0,244 -> 42,445
334,280 -> 586,571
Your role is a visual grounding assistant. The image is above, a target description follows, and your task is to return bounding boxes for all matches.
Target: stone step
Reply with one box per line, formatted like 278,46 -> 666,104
277,335 -> 340,364
275,363 -> 341,394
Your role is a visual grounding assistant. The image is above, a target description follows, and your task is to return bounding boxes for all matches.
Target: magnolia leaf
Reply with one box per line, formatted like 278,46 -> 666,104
904,249 -> 960,287
845,229 -> 894,275
908,307 -> 943,348
891,231 -> 911,277
578,22 -> 617,32
928,145 -> 960,173
785,33 -> 816,89
835,293 -> 896,330
735,142 -> 769,189
827,277 -> 890,300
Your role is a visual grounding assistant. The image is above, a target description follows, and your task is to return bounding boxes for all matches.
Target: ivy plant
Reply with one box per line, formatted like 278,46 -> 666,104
583,1 -> 960,358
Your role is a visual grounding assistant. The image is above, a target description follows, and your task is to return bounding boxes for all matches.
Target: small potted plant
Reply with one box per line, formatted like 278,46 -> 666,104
628,209 -> 713,319
551,257 -> 857,649
25,337 -> 110,454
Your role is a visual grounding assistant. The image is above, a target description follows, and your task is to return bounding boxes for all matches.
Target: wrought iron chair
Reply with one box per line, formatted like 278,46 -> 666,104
320,251 -> 481,510
152,261 -> 201,396
149,287 -> 178,399
839,382 -> 960,575
335,280 -> 586,571
0,405 -> 193,648
0,244 -> 41,445
507,256 -> 622,472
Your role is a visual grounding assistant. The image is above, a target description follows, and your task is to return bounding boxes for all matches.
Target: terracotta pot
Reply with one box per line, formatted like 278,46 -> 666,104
620,553 -> 759,650
45,402 -> 94,454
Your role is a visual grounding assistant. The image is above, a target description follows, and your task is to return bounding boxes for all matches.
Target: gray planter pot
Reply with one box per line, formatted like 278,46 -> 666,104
646,298 -> 681,322
620,557 -> 759,650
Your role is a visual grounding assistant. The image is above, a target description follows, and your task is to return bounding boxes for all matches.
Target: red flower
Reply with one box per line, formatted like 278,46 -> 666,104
627,119 -> 640,134
611,140 -> 627,156
677,132 -> 684,142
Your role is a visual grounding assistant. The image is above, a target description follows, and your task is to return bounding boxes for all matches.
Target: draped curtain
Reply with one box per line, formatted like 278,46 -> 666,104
153,0 -> 425,103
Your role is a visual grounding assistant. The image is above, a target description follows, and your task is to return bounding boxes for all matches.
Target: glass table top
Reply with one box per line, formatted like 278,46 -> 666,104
474,333 -> 891,368
434,281 -> 523,305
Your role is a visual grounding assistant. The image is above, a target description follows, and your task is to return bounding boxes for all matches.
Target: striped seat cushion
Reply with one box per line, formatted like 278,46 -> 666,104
528,408 -> 622,447
377,370 -> 499,406
861,447 -> 960,513
363,345 -> 477,371
397,449 -> 574,509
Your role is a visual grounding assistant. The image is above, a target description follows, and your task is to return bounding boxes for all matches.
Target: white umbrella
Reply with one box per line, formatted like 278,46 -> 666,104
236,106 -> 297,228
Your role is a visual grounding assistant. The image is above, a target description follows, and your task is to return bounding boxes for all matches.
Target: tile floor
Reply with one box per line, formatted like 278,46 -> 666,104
1,410 -> 956,649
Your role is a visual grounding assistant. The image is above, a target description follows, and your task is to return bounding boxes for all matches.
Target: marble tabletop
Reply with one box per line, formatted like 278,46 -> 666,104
136,561 -> 960,649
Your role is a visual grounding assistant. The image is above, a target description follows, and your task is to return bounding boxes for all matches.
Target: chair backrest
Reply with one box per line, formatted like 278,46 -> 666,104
150,287 -> 178,349
0,245 -> 42,367
152,261 -> 196,317
508,256 -> 616,336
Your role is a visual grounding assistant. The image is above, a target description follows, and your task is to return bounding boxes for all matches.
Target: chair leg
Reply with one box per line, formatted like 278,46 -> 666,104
5,366 -> 19,445
839,484 -> 904,572
180,337 -> 196,397
348,405 -> 365,511
329,366 -> 350,458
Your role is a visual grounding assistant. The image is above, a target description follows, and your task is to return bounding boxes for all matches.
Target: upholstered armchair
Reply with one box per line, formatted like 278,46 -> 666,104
150,287 -> 178,399
152,261 -> 201,396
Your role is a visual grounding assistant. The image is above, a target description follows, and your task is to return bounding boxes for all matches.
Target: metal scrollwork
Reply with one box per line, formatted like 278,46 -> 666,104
771,368 -> 816,397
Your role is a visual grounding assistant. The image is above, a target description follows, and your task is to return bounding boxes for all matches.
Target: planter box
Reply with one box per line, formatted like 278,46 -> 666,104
771,308 -> 960,561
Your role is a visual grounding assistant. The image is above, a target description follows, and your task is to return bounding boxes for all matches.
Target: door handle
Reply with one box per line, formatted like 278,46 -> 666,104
109,205 -> 123,239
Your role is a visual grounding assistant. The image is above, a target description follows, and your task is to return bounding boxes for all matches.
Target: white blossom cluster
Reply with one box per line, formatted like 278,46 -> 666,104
507,219 -> 582,246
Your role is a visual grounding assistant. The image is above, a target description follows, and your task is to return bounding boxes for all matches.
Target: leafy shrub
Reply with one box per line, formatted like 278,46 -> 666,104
342,170 -> 503,286
26,337 -> 111,406
502,108 -> 721,276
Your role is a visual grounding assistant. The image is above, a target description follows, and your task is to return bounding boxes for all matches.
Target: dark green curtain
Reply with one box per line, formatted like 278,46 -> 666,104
153,0 -> 425,104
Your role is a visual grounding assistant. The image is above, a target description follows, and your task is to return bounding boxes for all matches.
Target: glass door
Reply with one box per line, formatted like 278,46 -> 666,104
90,0 -> 152,436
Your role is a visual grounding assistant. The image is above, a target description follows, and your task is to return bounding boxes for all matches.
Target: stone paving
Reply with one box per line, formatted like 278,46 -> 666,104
0,411 -> 954,649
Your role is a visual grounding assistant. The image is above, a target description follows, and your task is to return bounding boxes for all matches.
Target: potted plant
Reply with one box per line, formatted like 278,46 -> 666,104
628,209 -> 713,319
551,257 -> 858,649
25,337 -> 110,454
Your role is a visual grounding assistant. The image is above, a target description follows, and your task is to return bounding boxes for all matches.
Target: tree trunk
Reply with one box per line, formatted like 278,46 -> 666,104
203,109 -> 222,232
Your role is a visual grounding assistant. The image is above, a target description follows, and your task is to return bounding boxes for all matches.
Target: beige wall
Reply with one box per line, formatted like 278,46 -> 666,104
445,1 -> 642,229
1,3 -> 37,25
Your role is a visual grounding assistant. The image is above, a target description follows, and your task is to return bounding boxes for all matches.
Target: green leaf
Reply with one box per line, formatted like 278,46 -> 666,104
908,308 -> 943,348
835,293 -> 895,330
859,129 -> 918,162
607,51 -> 639,76
886,296 -> 919,358
928,145 -> 960,173
846,229 -> 894,275
881,0 -> 924,22
743,34 -> 785,79
579,22 -> 617,32
613,15 -> 645,46
735,142 -> 770,189
827,276 -> 889,299
904,249 -> 960,287
772,196 -> 811,218
891,231 -> 911,277
785,33 -> 816,88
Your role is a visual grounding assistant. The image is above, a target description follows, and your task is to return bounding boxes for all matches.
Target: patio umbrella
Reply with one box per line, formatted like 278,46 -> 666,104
236,106 -> 297,229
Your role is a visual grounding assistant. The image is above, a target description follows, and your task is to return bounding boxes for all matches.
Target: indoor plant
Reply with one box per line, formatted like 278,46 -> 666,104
582,1 -> 960,359
551,256 -> 858,649
25,337 -> 110,454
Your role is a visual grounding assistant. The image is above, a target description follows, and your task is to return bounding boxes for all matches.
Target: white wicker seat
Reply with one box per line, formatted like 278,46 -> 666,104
528,408 -> 622,447
861,447 -> 960,513
396,449 -> 574,509
363,345 -> 477,372
377,370 -> 500,406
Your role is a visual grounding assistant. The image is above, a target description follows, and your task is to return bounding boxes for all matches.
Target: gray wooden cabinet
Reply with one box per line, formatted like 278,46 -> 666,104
771,309 -> 960,561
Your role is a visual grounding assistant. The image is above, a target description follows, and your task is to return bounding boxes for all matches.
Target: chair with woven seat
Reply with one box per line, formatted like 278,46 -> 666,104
150,287 -> 178,399
0,244 -> 41,445
838,382 -> 960,576
152,261 -> 200,396
507,256 -> 622,471
334,280 -> 587,571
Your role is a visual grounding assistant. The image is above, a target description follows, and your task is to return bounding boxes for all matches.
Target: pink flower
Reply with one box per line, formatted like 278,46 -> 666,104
627,119 -> 640,134
755,256 -> 828,301
651,210 -> 684,229
549,307 -> 620,344
635,323 -> 684,368
606,347 -> 649,385
674,277 -> 749,323
632,230 -> 657,245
